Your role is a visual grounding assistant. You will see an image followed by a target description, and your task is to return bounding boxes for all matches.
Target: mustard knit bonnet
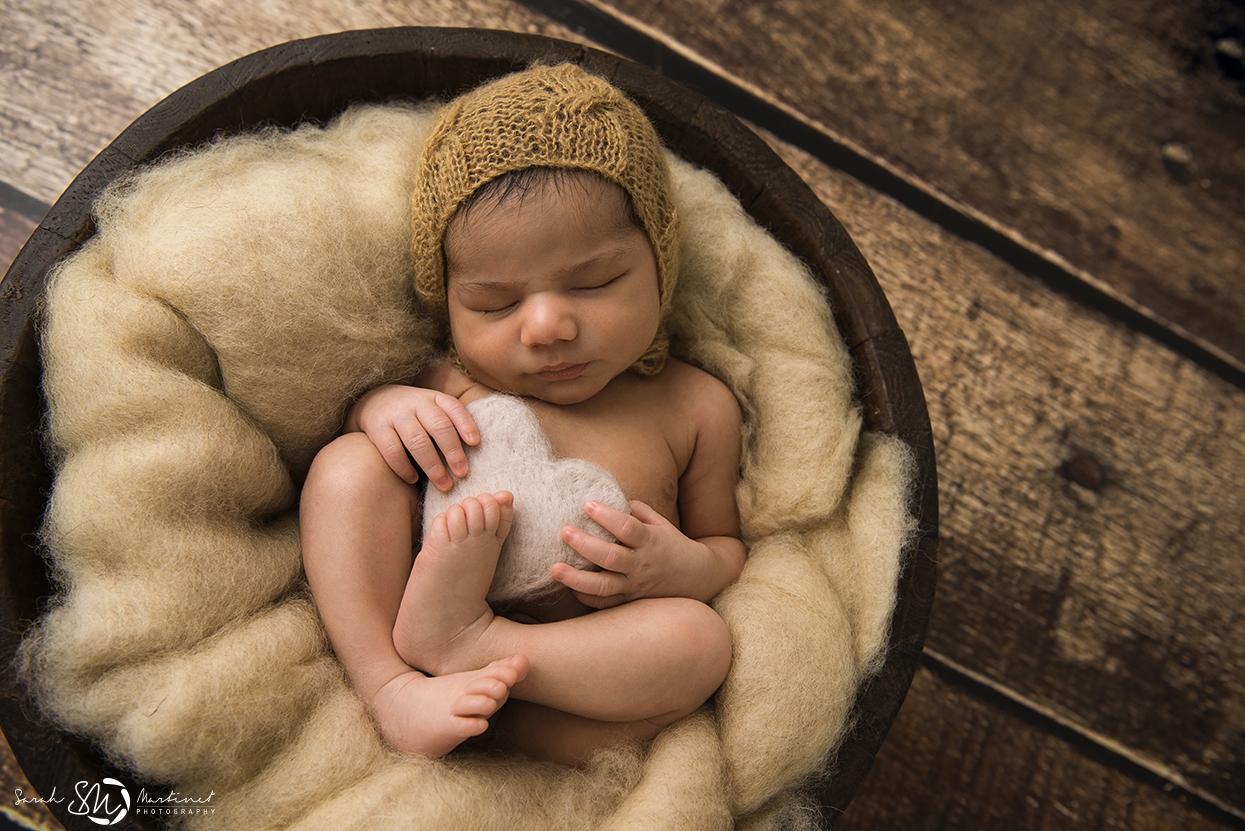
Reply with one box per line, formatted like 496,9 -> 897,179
411,62 -> 681,375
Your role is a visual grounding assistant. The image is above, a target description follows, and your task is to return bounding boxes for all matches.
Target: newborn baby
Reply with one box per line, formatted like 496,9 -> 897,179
301,63 -> 743,764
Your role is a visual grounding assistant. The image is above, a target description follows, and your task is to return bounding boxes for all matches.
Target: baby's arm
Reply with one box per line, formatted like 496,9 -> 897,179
555,374 -> 745,606
344,361 -> 479,490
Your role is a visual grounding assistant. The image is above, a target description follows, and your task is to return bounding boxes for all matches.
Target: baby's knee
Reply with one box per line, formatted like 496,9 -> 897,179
667,598 -> 733,689
304,433 -> 408,507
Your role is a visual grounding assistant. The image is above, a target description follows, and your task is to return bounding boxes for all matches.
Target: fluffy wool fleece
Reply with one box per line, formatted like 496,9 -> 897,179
21,100 -> 916,830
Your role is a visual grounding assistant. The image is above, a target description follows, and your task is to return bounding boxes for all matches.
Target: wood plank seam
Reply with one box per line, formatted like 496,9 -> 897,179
921,648 -> 1245,827
0,184 -> 49,226
517,0 -> 1245,392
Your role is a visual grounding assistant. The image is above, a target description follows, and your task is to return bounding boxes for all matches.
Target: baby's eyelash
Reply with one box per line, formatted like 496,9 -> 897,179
581,273 -> 625,291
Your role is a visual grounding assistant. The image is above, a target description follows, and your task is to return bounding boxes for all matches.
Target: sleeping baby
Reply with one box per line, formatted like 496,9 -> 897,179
299,63 -> 746,765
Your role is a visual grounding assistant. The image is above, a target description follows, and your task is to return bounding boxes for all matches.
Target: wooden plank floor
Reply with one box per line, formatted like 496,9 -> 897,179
837,664 -> 1234,831
3,1 -> 1243,829
522,0 -> 1245,820
569,0 -> 1245,376
761,125 -> 1245,828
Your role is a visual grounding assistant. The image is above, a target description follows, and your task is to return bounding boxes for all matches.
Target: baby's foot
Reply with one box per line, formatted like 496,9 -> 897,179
371,655 -> 529,757
395,491 -> 513,676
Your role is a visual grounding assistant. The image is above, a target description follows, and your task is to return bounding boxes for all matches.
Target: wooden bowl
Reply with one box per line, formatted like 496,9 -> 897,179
0,27 -> 937,830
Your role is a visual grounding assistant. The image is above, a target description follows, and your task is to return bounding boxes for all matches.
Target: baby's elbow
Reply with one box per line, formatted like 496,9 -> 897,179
726,536 -> 747,577
710,536 -> 747,597
672,598 -> 733,694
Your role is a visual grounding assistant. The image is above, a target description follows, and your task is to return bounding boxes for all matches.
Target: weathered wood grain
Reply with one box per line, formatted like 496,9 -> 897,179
0,0 -> 584,206
0,210 -> 37,271
583,0 -> 1245,374
836,664 -> 1236,831
759,128 -> 1245,814
5,0 -> 1243,824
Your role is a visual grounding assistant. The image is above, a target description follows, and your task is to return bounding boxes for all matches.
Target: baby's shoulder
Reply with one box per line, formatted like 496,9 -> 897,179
660,357 -> 736,398
644,360 -> 741,478
646,359 -> 741,431
417,356 -> 491,402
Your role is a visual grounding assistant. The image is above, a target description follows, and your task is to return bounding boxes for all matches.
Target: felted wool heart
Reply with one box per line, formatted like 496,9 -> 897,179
420,394 -> 631,605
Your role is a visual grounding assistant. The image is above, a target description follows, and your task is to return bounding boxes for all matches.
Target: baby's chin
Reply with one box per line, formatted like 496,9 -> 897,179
486,372 -> 612,405
523,378 -> 609,405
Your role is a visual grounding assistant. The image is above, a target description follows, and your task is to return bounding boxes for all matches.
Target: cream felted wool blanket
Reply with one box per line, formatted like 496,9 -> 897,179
21,101 -> 916,830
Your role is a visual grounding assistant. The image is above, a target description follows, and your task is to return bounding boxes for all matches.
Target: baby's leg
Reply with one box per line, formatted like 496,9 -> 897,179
400,581 -> 733,728
301,433 -> 526,756
492,700 -> 694,766
393,490 -> 514,673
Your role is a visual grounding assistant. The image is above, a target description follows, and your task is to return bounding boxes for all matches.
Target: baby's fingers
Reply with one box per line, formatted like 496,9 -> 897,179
413,406 -> 468,474
430,392 -> 480,456
402,430 -> 454,491
438,393 -> 481,446
372,427 -> 421,483
550,562 -> 628,608
582,500 -> 650,547
560,525 -> 634,574
572,590 -> 627,610
408,395 -> 479,491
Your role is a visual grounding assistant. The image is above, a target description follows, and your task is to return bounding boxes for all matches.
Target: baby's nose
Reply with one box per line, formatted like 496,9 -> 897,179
520,296 -> 578,346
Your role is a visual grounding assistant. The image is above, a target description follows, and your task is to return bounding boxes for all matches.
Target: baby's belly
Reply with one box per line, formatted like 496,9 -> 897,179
503,586 -> 594,623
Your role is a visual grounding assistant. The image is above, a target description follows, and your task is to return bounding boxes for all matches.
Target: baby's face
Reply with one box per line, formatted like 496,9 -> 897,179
444,174 -> 661,404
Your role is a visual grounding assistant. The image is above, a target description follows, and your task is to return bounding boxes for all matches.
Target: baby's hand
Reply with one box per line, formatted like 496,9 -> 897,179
553,500 -> 718,607
345,384 -> 479,490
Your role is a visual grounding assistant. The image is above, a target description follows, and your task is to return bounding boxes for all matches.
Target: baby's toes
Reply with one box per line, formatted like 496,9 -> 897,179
471,493 -> 498,533
441,502 -> 470,542
460,492 -> 510,539
426,510 -> 452,548
465,675 -> 510,701
453,690 -> 507,719
493,654 -> 528,684
460,495 -> 499,537
443,497 -> 489,543
492,491 -> 515,541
